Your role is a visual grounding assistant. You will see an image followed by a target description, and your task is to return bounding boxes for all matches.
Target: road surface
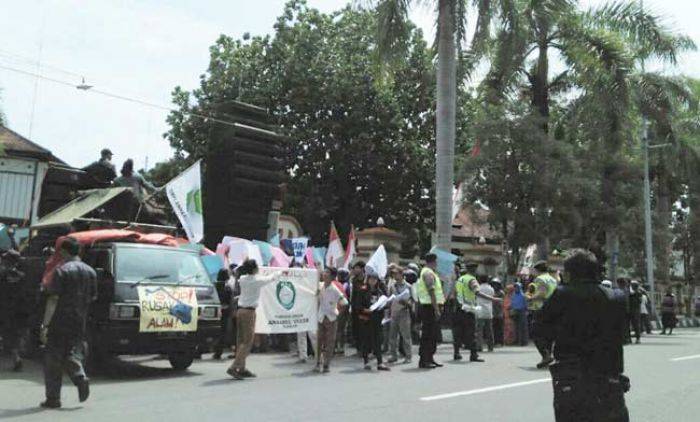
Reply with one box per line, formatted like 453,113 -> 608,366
2,329 -> 700,421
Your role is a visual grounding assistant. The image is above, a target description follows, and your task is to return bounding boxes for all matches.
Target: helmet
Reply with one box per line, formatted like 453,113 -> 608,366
404,269 -> 418,284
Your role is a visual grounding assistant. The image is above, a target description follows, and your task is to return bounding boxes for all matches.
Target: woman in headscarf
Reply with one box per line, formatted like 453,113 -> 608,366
661,290 -> 678,335
356,269 -> 390,371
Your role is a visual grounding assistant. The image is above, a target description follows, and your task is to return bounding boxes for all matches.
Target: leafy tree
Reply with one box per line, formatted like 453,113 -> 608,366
164,1 -> 437,244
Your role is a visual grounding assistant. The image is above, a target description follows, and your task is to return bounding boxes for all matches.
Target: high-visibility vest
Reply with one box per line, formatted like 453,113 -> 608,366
416,267 -> 445,305
529,273 -> 558,310
456,274 -> 477,306
537,273 -> 558,299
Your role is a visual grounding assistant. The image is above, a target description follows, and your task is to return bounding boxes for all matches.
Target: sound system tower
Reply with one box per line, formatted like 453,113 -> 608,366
204,101 -> 285,248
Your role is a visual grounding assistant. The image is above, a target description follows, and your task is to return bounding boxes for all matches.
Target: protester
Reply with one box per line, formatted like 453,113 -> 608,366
476,275 -> 496,352
616,278 -> 632,344
0,249 -> 28,372
640,289 -> 653,334
510,282 -> 529,346
315,268 -> 348,373
114,159 -> 158,201
227,260 -> 283,380
660,290 -> 678,335
40,237 -> 96,409
628,281 -> 643,344
213,267 -> 235,360
357,269 -> 390,371
334,268 -> 351,355
416,254 -> 444,368
540,249 -> 630,421
382,265 -> 402,353
388,269 -> 413,364
491,278 -> 505,347
349,261 -> 366,352
82,148 -> 117,185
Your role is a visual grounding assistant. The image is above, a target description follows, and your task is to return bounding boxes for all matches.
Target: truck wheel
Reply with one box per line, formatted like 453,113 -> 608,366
168,351 -> 194,371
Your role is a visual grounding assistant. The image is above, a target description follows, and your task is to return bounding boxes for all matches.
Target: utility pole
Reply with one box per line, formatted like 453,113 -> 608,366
643,121 -> 656,316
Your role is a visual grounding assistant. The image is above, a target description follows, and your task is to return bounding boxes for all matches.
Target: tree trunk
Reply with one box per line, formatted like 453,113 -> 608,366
655,161 -> 672,288
435,0 -> 457,250
532,34 -> 550,260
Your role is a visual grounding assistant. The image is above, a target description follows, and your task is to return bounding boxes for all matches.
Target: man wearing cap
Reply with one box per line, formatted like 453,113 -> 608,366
453,262 -> 501,362
82,148 -> 117,185
527,260 -> 559,368
415,253 -> 444,368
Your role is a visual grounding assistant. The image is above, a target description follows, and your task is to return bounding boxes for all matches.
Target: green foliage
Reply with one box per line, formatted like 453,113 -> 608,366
164,1 -> 437,243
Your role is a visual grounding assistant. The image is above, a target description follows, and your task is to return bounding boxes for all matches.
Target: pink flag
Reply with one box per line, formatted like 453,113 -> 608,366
306,248 -> 317,269
269,246 -> 291,268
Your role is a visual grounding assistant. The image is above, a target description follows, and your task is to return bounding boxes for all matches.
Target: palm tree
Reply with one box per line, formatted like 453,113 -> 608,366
371,0 -> 508,249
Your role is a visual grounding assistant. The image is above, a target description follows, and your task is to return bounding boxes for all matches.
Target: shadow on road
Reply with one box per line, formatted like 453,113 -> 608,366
0,405 -> 82,420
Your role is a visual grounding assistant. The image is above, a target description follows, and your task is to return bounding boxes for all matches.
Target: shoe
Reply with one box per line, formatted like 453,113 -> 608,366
454,354 -> 463,361
40,400 -> 61,409
431,360 -> 443,368
377,364 -> 390,371
536,357 -> 554,369
387,357 -> 398,364
403,358 -> 412,364
212,352 -> 222,360
364,363 -> 372,371
76,378 -> 90,402
226,368 -> 244,380
322,366 -> 330,373
298,358 -> 308,364
313,365 -> 321,373
419,362 -> 436,369
470,355 -> 485,363
241,369 -> 257,378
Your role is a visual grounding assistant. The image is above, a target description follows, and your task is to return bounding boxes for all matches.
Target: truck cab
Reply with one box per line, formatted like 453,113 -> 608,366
83,241 -> 221,370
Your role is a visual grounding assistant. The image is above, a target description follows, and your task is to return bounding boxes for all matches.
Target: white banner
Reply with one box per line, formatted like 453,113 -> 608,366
255,267 -> 319,334
166,160 -> 204,243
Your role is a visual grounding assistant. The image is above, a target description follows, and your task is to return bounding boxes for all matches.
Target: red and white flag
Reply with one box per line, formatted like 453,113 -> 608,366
342,225 -> 357,270
325,221 -> 345,268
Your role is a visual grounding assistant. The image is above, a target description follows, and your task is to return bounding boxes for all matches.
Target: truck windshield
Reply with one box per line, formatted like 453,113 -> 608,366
115,247 -> 210,285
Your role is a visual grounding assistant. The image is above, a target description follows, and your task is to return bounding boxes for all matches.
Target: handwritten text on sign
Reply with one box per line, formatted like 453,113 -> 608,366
137,286 -> 198,332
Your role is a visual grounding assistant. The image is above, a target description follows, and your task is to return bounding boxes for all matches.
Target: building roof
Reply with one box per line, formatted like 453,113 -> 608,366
0,126 -> 63,163
357,226 -> 403,239
452,204 -> 501,241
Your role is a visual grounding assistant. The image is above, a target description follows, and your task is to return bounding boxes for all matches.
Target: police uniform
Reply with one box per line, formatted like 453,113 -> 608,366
540,272 -> 629,421
528,271 -> 558,366
416,266 -> 444,367
452,272 -> 481,361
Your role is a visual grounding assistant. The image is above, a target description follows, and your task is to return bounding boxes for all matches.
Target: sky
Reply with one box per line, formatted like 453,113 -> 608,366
0,0 -> 698,169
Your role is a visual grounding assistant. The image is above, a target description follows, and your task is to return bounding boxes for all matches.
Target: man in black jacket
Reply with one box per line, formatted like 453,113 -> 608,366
541,249 -> 629,422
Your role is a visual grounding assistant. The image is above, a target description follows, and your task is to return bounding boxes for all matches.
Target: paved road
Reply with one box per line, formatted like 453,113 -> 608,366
2,329 -> 700,421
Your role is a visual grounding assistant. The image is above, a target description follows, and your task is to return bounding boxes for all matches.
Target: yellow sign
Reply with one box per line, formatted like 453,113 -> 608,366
137,286 -> 198,332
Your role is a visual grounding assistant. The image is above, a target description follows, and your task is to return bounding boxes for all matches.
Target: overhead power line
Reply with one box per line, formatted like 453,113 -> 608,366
0,63 -> 244,129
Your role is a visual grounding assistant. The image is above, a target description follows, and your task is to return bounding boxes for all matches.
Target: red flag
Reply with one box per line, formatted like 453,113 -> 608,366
342,225 -> 357,270
326,221 -> 344,268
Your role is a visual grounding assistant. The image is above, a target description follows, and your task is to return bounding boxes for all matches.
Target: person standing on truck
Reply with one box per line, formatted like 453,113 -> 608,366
39,237 -> 97,409
227,259 -> 282,380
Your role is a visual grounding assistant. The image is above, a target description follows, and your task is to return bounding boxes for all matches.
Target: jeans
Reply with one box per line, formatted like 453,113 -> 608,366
389,311 -> 412,360
44,333 -> 87,401
317,318 -> 337,368
476,318 -> 494,351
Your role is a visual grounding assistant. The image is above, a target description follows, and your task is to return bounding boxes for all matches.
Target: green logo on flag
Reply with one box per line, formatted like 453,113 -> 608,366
276,281 -> 296,311
186,189 -> 202,215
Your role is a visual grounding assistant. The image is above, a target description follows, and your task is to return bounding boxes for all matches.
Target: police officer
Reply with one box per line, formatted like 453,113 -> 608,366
40,237 -> 97,409
526,260 -> 558,368
416,253 -> 444,369
541,249 -> 630,422
453,262 -> 501,362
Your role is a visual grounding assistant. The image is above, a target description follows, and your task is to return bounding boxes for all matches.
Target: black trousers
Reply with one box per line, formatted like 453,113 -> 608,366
419,305 -> 440,364
359,318 -> 383,364
641,314 -> 652,334
552,373 -> 629,422
451,309 -> 476,354
44,333 -> 87,401
629,312 -> 641,342
493,317 -> 504,346
531,310 -> 553,359
213,309 -> 233,355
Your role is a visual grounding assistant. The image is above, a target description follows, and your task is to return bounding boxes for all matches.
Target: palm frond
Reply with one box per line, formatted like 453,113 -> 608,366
376,0 -> 413,64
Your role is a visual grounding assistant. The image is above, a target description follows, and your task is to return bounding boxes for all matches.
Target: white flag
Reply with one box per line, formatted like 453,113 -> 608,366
325,221 -> 344,268
166,160 -> 204,243
366,244 -> 388,280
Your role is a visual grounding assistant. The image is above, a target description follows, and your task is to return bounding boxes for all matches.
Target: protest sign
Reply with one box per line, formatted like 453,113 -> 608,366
367,244 -> 388,279
137,286 -> 198,332
255,267 -> 319,334
291,237 -> 308,264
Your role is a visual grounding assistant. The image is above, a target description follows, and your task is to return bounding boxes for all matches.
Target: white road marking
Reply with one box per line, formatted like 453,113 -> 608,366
420,378 -> 551,402
670,354 -> 700,362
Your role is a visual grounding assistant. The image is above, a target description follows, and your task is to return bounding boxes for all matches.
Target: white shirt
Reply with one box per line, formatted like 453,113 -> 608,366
318,282 -> 348,323
237,272 -> 280,308
640,294 -> 649,315
477,283 -> 494,319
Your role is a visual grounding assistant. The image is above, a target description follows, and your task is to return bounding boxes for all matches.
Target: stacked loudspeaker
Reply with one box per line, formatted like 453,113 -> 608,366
205,101 -> 285,248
